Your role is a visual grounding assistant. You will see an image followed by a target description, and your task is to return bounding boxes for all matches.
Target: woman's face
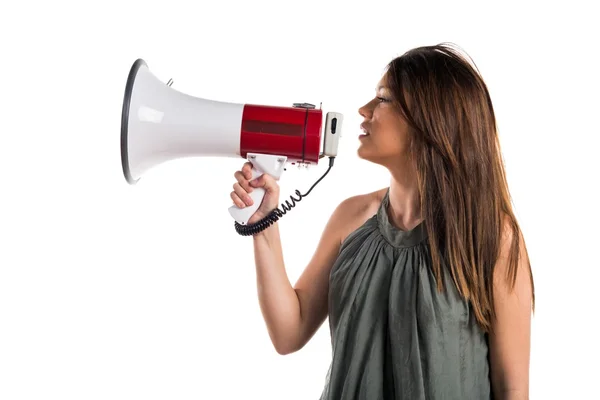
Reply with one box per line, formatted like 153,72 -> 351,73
357,74 -> 412,169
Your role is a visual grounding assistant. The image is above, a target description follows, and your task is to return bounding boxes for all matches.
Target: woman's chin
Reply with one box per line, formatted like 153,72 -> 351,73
357,144 -> 371,160
357,145 -> 389,165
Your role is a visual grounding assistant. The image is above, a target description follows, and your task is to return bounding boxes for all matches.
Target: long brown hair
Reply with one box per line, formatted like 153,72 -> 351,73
385,43 -> 534,333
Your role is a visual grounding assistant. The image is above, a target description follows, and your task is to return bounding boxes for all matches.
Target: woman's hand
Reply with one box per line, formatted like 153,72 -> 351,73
231,162 -> 281,224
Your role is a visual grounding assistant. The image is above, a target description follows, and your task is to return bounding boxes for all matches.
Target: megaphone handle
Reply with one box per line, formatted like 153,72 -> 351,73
228,153 -> 287,225
228,168 -> 266,225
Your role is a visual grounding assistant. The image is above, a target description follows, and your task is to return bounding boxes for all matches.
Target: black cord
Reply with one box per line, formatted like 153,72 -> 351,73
234,156 -> 336,236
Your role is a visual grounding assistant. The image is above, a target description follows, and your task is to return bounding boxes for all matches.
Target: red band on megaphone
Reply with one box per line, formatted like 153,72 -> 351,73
240,104 -> 322,163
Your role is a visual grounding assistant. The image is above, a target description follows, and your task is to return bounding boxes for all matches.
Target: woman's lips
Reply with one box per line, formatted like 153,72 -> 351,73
360,123 -> 370,137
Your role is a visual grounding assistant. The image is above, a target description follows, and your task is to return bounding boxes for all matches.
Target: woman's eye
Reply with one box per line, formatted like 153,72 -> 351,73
376,96 -> 389,103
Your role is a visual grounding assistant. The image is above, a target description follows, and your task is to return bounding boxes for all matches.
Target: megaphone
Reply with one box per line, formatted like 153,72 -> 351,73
120,58 -> 343,231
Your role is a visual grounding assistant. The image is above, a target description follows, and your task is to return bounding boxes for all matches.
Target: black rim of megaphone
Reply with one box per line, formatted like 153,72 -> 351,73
120,58 -> 147,185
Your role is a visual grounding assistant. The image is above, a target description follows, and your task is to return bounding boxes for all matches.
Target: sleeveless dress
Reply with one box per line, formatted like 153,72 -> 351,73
320,189 -> 491,399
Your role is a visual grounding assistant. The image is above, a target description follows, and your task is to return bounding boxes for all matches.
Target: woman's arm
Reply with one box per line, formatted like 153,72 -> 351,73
489,221 -> 534,399
231,162 -> 351,355
253,200 -> 348,355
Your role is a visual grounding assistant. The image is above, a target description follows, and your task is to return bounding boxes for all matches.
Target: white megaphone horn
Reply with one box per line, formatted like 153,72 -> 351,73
120,59 -> 343,230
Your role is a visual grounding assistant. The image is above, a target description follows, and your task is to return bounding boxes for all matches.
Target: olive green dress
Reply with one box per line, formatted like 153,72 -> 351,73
320,189 -> 491,399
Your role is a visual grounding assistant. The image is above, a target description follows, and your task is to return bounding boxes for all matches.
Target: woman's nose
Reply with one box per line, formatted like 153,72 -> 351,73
358,101 -> 372,118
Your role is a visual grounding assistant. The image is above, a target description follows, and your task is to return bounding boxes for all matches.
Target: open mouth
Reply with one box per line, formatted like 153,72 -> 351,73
360,125 -> 370,137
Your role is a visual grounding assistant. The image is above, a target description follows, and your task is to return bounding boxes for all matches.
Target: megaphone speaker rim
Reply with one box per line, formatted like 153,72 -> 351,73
120,58 -> 147,185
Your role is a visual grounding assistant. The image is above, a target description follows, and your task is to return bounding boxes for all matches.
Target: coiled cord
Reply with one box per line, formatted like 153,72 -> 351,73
234,156 -> 335,236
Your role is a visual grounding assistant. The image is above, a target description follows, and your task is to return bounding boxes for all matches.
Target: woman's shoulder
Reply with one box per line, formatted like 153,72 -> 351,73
335,187 -> 387,214
333,187 -> 388,244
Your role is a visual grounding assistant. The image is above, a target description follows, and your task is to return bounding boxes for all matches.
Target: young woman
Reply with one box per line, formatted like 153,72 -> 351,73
230,43 -> 535,400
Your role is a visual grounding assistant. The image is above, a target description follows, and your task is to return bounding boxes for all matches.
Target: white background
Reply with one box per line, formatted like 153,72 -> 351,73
1,0 -> 599,399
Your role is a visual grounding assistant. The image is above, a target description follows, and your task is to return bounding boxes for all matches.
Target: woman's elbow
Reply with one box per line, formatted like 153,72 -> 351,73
272,337 -> 304,355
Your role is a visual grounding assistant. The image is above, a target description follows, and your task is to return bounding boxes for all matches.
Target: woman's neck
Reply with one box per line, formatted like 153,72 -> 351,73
387,164 -> 423,231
